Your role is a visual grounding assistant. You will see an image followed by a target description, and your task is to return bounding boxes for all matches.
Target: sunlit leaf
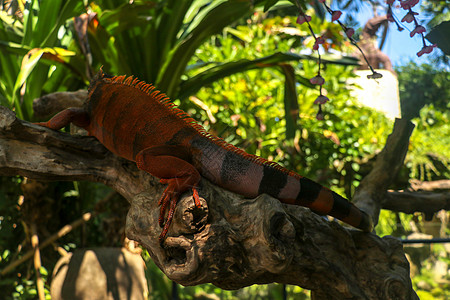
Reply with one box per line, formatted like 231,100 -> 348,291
11,47 -> 77,119
281,64 -> 299,139
158,0 -> 253,96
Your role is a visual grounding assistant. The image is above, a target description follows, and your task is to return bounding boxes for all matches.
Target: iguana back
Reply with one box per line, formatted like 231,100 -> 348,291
36,70 -> 373,242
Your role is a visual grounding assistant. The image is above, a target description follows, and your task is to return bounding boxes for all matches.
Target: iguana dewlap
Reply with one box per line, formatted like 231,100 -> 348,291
36,69 -> 373,243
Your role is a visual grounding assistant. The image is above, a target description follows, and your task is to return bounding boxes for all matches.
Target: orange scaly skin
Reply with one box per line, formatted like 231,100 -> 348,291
36,70 -> 373,243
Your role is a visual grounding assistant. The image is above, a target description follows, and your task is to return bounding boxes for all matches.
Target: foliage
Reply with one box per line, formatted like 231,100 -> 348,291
391,61 -> 450,298
398,62 -> 450,120
0,0 -> 449,299
1,0 -> 335,122
189,15 -> 391,197
421,0 -> 450,28
0,1 -> 353,299
0,176 -> 127,299
397,62 -> 450,181
0,0 -> 86,120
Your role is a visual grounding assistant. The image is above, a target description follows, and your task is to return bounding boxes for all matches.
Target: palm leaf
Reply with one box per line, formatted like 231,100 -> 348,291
179,52 -> 318,99
281,64 -> 299,139
157,0 -> 254,97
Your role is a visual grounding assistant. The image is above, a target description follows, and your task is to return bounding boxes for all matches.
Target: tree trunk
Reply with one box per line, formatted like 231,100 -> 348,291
0,105 -> 420,299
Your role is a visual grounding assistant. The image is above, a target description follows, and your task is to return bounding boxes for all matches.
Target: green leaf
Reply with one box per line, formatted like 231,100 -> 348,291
225,27 -> 253,43
157,0 -> 194,70
0,40 -> 31,55
426,20 -> 450,56
22,0 -> 40,46
281,64 -> 299,139
40,0 -> 85,46
100,2 -> 156,36
39,266 -> 48,276
11,48 -> 76,119
11,50 -> 44,119
179,0 -> 229,41
179,52 -> 317,99
263,0 -> 279,12
0,11 -> 24,39
296,74 -> 315,88
319,54 -> 360,66
33,0 -> 63,46
157,0 -> 253,97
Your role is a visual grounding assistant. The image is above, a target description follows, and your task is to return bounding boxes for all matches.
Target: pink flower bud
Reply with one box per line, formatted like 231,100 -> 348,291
416,44 -> 437,57
313,36 -> 325,50
386,0 -> 395,5
401,11 -> 418,23
400,0 -> 419,10
316,113 -> 324,120
314,95 -> 329,105
296,14 -> 312,25
332,10 -> 342,22
310,75 -> 325,85
410,25 -> 426,37
345,28 -> 355,38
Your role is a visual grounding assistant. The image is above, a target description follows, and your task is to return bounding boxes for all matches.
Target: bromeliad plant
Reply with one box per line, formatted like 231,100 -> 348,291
0,0 -> 86,120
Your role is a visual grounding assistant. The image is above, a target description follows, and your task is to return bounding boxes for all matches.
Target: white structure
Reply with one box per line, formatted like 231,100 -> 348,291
349,69 -> 401,119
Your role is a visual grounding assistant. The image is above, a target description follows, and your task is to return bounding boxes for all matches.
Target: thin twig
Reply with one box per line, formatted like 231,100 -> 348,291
0,191 -> 116,276
0,212 -> 93,276
30,223 -> 45,300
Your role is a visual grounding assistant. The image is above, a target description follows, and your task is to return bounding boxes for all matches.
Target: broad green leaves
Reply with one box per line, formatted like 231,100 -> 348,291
0,0 -> 85,119
157,0 -> 253,96
1,0 -> 358,123
179,52 -> 317,100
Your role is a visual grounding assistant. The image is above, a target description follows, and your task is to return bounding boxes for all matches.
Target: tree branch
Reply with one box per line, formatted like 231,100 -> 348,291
0,106 -> 156,200
409,179 -> 450,192
353,118 -> 415,225
33,90 -> 87,119
0,106 -> 418,299
383,190 -> 450,215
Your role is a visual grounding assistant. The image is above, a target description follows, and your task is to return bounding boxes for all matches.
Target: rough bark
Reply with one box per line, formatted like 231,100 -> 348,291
353,118 -> 415,226
383,190 -> 450,215
356,15 -> 395,73
409,179 -> 450,191
33,90 -> 87,119
0,106 -> 420,299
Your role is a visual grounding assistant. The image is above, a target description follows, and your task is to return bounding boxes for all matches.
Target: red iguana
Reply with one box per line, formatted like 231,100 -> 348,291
36,69 -> 373,243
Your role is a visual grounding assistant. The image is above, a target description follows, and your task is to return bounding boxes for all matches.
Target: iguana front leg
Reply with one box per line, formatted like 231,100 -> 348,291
135,145 -> 201,243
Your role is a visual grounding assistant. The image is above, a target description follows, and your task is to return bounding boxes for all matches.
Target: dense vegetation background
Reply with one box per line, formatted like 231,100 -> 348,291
0,0 -> 448,299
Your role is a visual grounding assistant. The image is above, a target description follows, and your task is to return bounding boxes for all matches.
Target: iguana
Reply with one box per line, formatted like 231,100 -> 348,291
36,69 -> 373,243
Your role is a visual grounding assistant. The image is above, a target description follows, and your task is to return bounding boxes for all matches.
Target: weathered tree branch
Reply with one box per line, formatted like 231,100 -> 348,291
383,190 -> 450,215
353,118 -> 415,225
0,106 -> 419,299
409,179 -> 450,192
33,90 -> 88,119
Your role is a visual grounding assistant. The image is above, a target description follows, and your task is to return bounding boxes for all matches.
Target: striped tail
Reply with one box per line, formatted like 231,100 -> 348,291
290,176 -> 373,232
189,136 -> 373,232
